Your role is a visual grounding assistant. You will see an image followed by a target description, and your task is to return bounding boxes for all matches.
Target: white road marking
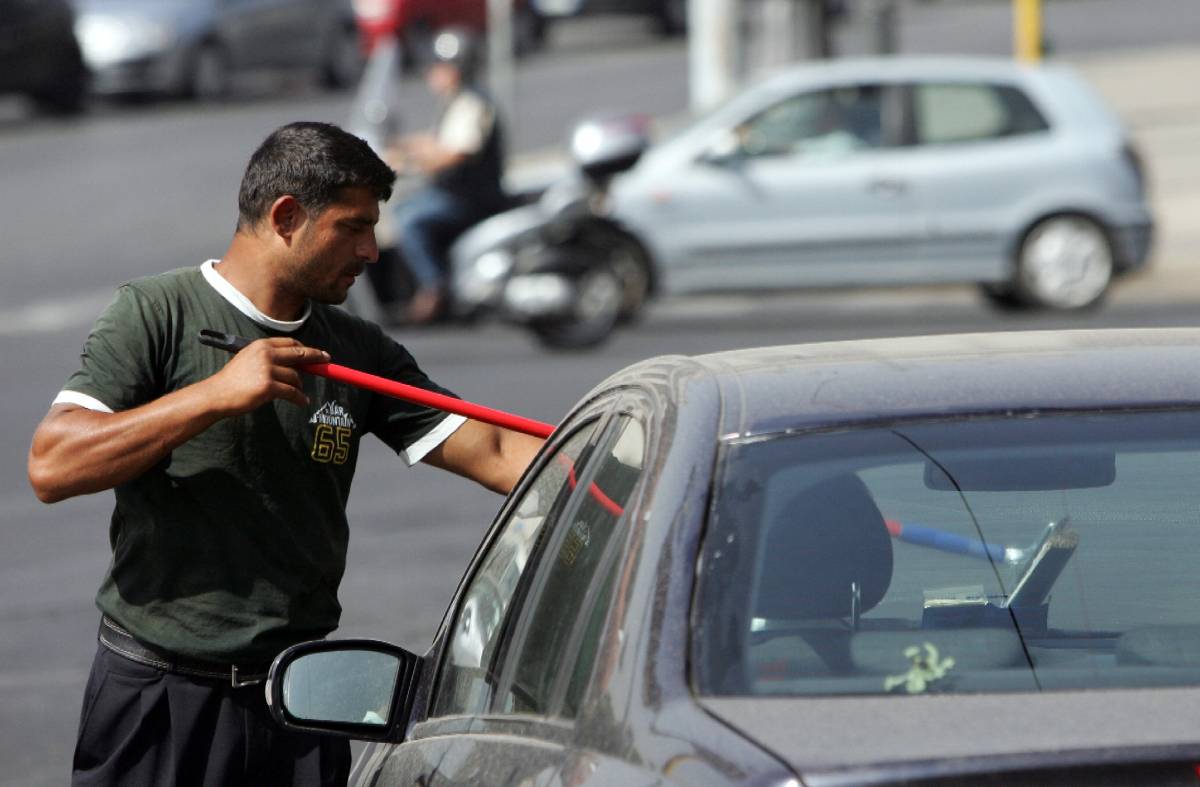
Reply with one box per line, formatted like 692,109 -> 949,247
0,290 -> 115,336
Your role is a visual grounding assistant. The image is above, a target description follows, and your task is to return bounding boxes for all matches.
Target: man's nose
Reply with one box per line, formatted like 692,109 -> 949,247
360,232 -> 380,264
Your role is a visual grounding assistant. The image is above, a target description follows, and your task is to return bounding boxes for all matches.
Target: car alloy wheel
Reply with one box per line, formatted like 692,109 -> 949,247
1015,215 -> 1114,310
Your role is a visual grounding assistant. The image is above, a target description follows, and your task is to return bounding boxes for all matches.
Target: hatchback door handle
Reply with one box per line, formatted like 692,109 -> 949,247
868,178 -> 908,196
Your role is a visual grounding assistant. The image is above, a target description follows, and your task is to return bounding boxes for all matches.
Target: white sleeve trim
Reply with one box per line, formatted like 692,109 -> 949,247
53,390 -> 115,414
400,414 -> 467,466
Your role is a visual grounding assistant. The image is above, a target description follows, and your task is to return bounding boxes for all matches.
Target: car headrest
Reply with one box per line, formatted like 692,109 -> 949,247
754,473 -> 893,620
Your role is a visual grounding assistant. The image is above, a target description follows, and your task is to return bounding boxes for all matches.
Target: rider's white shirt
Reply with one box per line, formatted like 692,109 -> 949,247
437,91 -> 494,155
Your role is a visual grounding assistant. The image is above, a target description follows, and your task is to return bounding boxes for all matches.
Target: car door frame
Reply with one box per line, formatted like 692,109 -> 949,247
434,391 -> 658,784
895,76 -> 1061,283
489,396 -> 652,717
360,391 -> 627,782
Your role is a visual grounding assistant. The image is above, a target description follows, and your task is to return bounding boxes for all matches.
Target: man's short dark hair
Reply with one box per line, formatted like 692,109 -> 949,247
237,122 -> 395,230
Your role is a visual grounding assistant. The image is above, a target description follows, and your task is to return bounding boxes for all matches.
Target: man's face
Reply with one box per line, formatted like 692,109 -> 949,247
426,62 -> 460,97
286,186 -> 380,305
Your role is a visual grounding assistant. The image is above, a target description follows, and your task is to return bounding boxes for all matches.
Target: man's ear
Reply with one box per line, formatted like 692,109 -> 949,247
267,195 -> 307,242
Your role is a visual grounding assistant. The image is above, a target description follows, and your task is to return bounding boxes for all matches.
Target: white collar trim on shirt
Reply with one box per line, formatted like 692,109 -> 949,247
200,259 -> 310,332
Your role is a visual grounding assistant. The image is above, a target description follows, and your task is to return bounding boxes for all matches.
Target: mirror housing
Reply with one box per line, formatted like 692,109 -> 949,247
699,129 -> 743,166
266,639 -> 422,741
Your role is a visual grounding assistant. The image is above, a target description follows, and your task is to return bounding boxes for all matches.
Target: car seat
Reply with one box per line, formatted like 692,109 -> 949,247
751,473 -> 894,678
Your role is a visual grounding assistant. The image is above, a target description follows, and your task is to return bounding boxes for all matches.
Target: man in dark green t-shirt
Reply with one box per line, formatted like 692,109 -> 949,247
28,121 -> 544,787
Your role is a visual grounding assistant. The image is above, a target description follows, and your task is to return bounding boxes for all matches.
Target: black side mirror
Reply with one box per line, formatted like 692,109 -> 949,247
266,639 -> 423,741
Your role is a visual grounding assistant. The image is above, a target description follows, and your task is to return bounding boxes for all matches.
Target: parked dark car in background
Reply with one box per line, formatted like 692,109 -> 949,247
0,0 -> 87,114
266,329 -> 1200,785
72,0 -> 364,100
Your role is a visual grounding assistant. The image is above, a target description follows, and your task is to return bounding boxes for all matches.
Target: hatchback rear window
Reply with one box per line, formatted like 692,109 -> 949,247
915,82 -> 1049,145
694,411 -> 1200,698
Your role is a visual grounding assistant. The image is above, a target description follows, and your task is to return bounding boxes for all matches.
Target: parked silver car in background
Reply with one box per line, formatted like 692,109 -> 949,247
72,0 -> 364,100
610,56 -> 1155,311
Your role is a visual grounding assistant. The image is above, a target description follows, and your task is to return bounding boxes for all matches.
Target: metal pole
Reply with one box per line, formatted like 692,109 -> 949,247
866,0 -> 897,56
1014,0 -> 1043,62
688,0 -> 739,111
761,0 -> 796,70
487,0 -> 517,132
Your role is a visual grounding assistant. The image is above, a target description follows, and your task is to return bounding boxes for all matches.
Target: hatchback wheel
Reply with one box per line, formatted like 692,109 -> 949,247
1013,215 -> 1114,310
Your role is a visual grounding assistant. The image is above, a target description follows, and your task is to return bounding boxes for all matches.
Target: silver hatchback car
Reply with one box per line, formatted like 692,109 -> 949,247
610,56 -> 1154,310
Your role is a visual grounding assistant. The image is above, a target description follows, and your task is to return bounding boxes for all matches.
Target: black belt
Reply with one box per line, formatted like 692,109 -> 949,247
98,616 -> 272,688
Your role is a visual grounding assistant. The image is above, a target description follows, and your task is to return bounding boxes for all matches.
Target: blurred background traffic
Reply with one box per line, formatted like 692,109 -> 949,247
2,0 -> 1199,783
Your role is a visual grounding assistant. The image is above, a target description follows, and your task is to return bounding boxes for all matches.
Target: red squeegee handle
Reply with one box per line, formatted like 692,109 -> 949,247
198,330 -> 556,439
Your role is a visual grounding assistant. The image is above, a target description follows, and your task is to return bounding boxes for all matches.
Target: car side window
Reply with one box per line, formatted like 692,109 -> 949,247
498,416 -> 647,717
431,422 -> 601,718
915,82 -> 1049,145
738,84 -> 886,159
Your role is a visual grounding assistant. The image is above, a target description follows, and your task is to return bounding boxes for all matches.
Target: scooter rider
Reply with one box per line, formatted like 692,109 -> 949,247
380,27 -> 508,324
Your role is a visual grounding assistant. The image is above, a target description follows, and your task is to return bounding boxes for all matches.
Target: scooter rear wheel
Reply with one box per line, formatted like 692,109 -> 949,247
530,265 -> 623,350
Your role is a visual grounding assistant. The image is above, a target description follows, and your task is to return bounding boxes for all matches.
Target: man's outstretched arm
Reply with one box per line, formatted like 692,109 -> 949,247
421,419 -> 545,496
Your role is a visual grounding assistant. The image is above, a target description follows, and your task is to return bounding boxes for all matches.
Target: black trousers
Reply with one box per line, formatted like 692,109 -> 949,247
72,645 -> 351,787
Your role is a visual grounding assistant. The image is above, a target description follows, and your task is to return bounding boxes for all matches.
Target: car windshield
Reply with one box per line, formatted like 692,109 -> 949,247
694,410 -> 1200,698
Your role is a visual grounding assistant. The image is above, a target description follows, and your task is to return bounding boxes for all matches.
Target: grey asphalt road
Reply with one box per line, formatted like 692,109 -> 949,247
2,4 -> 1199,784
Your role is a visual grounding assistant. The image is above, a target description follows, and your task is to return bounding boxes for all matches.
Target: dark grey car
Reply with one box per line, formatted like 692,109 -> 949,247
269,329 -> 1200,785
0,0 -> 87,114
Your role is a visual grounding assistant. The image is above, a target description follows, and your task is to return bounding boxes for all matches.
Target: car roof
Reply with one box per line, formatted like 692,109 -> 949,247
633,53 -> 1113,168
752,54 -> 1060,92
604,329 -> 1200,439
